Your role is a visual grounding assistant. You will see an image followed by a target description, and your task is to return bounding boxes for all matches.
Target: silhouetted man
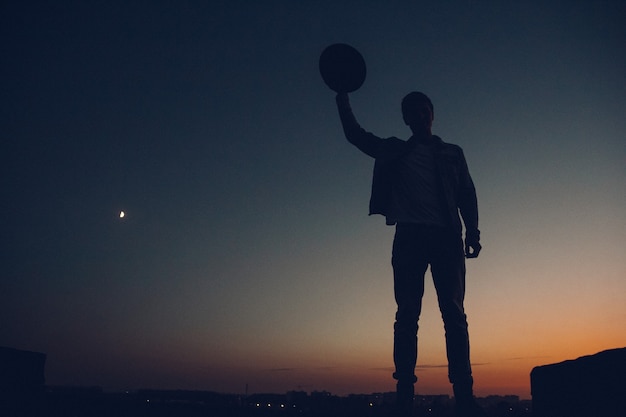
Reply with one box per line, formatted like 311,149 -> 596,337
335,91 -> 485,417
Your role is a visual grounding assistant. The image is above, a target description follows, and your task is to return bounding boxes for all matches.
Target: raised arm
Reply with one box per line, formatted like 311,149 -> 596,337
335,93 -> 386,158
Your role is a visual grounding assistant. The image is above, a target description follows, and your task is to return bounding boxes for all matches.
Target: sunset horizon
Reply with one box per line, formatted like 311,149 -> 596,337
27,334 -> 624,400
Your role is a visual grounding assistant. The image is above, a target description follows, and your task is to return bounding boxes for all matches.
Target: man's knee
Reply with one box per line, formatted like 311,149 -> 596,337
440,303 -> 467,328
394,309 -> 419,333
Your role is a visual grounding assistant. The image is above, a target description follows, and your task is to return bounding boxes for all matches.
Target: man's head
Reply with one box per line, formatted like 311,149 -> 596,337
401,92 -> 434,134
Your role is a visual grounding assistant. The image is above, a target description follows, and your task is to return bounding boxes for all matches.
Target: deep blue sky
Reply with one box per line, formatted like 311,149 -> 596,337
2,0 -> 625,397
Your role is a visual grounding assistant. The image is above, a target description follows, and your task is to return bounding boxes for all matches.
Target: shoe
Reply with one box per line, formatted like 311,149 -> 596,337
395,381 -> 414,417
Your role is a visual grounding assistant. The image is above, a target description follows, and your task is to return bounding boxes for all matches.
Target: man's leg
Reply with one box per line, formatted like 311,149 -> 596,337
430,233 -> 485,416
391,225 -> 428,415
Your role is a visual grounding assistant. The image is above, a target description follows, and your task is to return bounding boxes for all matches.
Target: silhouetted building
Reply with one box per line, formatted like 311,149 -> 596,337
286,390 -> 307,407
531,347 -> 626,417
0,346 -> 46,416
246,392 -> 288,409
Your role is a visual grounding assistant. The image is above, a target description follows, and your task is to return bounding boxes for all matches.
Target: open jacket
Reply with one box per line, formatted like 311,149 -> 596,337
337,96 -> 480,243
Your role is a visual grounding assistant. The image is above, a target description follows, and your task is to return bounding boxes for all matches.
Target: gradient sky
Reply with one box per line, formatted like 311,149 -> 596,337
2,0 -> 625,399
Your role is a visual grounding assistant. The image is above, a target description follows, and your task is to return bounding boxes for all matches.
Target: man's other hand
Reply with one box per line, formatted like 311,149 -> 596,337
465,240 -> 482,258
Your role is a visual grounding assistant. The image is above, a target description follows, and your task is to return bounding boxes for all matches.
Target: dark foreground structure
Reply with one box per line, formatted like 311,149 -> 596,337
531,347 -> 626,417
0,346 -> 47,416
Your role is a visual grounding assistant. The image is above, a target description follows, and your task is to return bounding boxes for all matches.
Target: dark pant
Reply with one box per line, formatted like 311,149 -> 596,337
391,223 -> 473,387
